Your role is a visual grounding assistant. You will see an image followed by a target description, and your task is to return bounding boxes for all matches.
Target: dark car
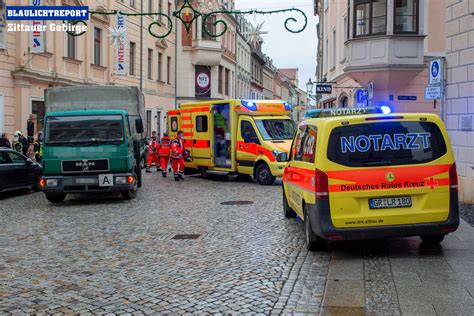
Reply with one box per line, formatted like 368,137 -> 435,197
0,147 -> 42,193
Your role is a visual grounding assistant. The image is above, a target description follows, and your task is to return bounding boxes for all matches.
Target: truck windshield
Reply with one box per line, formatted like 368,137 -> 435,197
45,115 -> 124,145
254,119 -> 295,141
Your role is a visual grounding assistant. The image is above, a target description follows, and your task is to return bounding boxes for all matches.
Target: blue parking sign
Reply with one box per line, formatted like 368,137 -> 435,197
356,89 -> 367,107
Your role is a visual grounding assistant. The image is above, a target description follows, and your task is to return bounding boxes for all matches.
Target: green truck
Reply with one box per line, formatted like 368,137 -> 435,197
41,86 -> 146,203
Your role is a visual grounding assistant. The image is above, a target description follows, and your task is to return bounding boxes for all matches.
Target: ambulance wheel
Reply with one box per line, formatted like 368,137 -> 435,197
46,193 -> 66,204
420,234 -> 445,244
283,187 -> 296,218
304,205 -> 325,251
255,164 -> 275,185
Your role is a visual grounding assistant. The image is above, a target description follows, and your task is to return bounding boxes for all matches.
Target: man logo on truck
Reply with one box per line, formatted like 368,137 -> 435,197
75,160 -> 95,172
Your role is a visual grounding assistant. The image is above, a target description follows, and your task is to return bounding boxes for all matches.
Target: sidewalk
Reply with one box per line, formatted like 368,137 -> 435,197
460,203 -> 474,227
320,220 -> 474,315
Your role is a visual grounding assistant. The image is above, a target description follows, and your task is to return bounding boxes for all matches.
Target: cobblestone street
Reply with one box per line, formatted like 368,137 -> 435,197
1,173 -> 473,315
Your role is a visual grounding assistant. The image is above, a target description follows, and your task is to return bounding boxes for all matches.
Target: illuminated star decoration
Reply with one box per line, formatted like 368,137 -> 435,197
242,21 -> 268,47
106,26 -> 126,47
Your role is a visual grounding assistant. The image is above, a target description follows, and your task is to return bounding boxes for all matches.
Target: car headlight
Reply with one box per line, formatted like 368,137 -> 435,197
115,176 -> 127,185
46,179 -> 58,187
272,150 -> 288,162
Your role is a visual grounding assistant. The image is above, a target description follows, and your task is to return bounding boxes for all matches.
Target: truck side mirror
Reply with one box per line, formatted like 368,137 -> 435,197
27,121 -> 34,137
135,118 -> 144,134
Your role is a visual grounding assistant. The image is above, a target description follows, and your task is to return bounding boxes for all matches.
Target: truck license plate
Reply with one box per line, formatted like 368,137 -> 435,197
98,174 -> 113,187
369,197 -> 412,209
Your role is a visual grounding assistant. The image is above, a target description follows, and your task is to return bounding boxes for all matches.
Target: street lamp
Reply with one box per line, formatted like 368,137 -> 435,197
306,78 -> 314,95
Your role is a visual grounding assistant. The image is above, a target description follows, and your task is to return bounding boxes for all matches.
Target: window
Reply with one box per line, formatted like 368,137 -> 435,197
241,120 -> 259,144
332,29 -> 336,69
157,52 -> 163,81
218,66 -> 223,94
158,0 -> 163,23
146,110 -> 152,137
292,126 -> 316,163
168,2 -> 172,26
147,49 -> 153,80
130,0 -> 135,8
0,0 -> 7,49
130,42 -> 136,75
8,151 -> 26,163
0,152 -> 8,164
354,0 -> 386,37
196,116 -> 208,132
66,28 -> 76,59
93,27 -> 101,65
203,16 -> 216,40
327,122 -> 447,167
0,94 -> 3,134
167,56 -> 171,84
394,0 -> 418,34
225,69 -> 230,95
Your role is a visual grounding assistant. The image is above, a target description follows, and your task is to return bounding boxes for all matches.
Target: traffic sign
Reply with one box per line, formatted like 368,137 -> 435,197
429,59 -> 442,85
425,85 -> 441,100
356,89 -> 367,107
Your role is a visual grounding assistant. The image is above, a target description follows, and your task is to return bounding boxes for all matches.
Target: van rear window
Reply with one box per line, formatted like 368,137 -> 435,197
327,121 -> 447,167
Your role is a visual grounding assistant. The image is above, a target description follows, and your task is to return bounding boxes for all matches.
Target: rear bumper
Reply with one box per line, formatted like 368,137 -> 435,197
42,173 -> 136,194
307,191 -> 460,240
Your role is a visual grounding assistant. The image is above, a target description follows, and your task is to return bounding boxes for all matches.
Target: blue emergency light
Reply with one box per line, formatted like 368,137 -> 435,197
283,102 -> 291,111
241,100 -> 257,111
304,106 -> 390,119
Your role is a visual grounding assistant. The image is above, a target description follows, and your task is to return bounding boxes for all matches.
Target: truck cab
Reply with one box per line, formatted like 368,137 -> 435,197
168,100 -> 295,185
40,86 -> 146,203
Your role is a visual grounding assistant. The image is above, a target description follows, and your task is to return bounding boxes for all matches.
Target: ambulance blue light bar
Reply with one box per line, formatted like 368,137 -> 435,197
241,100 -> 257,111
283,102 -> 291,111
304,106 -> 388,119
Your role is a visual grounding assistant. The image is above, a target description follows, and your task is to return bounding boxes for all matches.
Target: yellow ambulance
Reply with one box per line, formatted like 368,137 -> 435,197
282,108 -> 459,250
168,100 -> 295,185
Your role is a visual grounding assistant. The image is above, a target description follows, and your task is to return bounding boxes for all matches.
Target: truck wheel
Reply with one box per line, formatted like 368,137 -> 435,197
304,205 -> 325,251
420,234 -> 445,244
255,164 -> 276,185
46,193 -> 66,204
122,171 -> 138,200
137,166 -> 142,188
283,187 -> 296,218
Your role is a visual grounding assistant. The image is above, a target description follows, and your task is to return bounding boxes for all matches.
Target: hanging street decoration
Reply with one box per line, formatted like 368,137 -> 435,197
66,0 -> 308,39
242,21 -> 268,47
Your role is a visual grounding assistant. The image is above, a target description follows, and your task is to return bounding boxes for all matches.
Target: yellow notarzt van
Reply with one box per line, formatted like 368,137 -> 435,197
168,100 -> 295,185
282,109 -> 459,251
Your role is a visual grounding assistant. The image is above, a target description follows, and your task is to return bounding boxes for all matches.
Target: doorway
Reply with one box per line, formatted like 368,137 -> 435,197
31,100 -> 45,134
213,103 -> 231,168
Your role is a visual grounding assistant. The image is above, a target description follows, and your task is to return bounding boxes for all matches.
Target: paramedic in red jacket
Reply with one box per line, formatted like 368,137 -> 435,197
158,133 -> 171,177
146,131 -> 160,173
171,131 -> 185,181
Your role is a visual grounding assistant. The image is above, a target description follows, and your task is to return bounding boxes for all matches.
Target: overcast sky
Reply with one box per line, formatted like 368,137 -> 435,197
235,0 -> 318,91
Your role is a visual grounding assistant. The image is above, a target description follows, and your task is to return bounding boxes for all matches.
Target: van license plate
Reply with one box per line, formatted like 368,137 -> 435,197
369,197 -> 412,209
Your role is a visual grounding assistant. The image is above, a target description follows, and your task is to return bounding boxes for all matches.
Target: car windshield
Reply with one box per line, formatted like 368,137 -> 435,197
45,115 -> 124,145
254,119 -> 295,141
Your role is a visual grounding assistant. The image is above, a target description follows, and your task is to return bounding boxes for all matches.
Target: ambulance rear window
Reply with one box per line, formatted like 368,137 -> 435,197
327,121 -> 447,167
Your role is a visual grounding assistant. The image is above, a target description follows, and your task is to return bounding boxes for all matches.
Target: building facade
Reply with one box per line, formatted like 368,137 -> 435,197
315,0 -> 446,112
236,15 -> 251,99
175,0 -> 237,104
445,0 -> 474,204
0,0 -> 176,140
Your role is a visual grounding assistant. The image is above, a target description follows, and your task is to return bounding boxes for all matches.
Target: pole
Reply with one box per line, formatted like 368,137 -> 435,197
175,0 -> 178,109
140,0 -> 143,91
440,57 -> 446,121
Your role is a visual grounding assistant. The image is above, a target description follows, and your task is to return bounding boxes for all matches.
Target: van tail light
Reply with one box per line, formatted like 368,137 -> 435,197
449,163 -> 458,191
315,169 -> 329,199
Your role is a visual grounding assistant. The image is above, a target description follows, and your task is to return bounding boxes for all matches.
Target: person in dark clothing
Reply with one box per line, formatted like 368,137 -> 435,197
0,133 -> 11,148
12,131 -> 29,156
34,132 -> 43,163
